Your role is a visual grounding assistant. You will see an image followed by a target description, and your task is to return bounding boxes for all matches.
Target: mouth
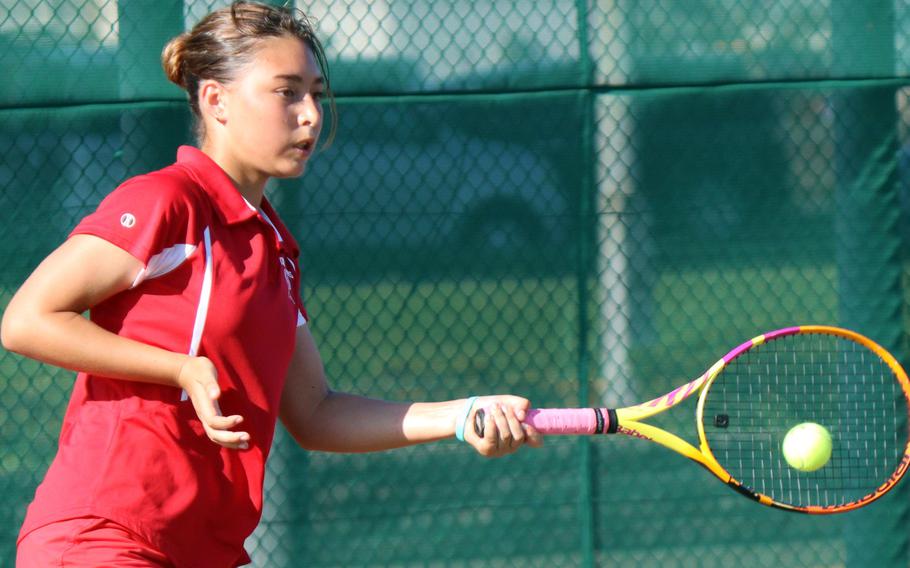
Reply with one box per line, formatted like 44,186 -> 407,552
292,139 -> 315,155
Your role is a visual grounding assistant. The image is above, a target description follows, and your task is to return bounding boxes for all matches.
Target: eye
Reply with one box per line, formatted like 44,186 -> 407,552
311,91 -> 325,103
277,88 -> 297,99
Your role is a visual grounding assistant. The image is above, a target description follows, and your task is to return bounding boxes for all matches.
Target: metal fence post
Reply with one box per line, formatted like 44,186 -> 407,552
832,3 -> 908,566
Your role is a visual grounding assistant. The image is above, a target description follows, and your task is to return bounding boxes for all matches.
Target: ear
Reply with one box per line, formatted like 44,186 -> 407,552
198,79 -> 228,125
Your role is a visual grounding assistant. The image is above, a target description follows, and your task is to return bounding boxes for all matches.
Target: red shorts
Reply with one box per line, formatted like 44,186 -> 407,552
17,516 -> 172,567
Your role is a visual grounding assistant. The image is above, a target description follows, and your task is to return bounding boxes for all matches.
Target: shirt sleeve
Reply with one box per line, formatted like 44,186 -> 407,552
70,173 -> 196,266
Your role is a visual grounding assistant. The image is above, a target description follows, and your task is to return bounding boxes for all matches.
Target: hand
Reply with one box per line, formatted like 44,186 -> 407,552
463,395 -> 543,457
177,356 -> 250,450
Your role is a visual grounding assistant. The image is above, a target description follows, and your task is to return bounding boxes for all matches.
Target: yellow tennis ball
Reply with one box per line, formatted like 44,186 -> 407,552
782,422 -> 832,472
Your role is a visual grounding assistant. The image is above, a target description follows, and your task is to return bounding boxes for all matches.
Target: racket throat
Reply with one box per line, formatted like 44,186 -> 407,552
600,408 -> 619,434
726,479 -> 760,502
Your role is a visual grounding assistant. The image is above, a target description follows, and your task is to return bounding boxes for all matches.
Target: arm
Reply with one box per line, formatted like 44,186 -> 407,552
0,234 -> 249,449
279,324 -> 542,456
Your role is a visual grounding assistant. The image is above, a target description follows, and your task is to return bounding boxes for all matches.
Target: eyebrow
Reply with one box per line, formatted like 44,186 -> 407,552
274,74 -> 324,85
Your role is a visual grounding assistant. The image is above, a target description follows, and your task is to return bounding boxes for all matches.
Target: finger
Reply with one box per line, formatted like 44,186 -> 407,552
501,405 -> 526,447
203,427 -> 251,450
206,398 -> 243,428
490,404 -> 514,449
502,396 -> 530,419
482,406 -> 498,446
193,397 -> 242,433
474,408 -> 502,457
189,387 -> 239,426
203,400 -> 245,441
191,388 -> 249,449
205,413 -> 244,431
523,424 -> 544,447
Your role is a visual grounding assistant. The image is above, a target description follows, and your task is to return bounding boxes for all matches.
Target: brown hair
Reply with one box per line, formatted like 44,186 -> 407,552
161,1 -> 335,143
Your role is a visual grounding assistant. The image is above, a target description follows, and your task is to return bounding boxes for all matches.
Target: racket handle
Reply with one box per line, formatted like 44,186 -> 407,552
473,408 -> 615,437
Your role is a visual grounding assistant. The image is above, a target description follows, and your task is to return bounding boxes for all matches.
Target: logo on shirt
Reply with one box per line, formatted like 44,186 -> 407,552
120,213 -> 137,228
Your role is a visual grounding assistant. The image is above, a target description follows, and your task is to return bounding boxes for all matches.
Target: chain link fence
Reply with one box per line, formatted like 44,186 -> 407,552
2,1 -> 910,566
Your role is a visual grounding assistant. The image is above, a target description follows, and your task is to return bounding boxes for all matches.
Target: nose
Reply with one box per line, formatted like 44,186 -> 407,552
298,95 -> 322,128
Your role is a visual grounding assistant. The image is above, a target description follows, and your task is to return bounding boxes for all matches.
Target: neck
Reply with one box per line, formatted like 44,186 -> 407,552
200,142 -> 267,208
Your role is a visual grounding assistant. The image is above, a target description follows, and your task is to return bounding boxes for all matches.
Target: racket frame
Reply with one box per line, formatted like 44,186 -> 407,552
700,326 -> 910,512
487,325 -> 910,513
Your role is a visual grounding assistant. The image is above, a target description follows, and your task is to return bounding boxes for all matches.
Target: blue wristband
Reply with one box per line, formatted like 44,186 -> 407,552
455,396 -> 478,442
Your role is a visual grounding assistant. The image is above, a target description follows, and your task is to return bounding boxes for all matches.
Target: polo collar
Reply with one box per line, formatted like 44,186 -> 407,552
176,145 -> 259,226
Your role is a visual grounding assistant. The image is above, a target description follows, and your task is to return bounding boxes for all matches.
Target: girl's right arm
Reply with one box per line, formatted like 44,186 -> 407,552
0,234 -> 249,449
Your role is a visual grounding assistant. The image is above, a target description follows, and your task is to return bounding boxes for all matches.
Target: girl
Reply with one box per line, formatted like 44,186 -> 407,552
2,3 -> 540,566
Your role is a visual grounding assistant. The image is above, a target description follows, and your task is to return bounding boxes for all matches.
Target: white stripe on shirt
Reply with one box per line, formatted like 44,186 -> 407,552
181,227 -> 214,401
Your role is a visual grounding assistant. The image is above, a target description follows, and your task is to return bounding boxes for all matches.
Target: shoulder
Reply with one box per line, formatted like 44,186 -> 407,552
101,163 -> 209,219
73,162 -> 212,258
115,163 -> 203,204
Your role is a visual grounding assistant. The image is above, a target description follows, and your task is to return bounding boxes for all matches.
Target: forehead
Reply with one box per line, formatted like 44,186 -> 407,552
244,35 -> 322,81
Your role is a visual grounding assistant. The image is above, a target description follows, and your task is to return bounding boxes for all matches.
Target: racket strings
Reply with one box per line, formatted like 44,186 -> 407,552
702,332 -> 909,509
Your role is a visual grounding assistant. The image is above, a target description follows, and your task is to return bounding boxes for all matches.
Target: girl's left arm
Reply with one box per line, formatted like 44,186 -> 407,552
278,325 -> 542,456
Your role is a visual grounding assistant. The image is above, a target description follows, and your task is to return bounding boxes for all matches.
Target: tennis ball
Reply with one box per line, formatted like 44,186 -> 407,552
782,422 -> 832,472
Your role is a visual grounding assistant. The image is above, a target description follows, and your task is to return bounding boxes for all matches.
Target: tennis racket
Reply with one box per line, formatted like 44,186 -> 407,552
475,325 -> 910,514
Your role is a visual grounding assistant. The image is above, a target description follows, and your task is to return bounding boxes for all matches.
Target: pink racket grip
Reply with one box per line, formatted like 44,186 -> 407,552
473,407 -> 616,437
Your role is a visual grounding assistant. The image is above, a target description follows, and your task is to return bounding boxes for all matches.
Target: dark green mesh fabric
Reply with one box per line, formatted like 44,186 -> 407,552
2,2 -> 909,566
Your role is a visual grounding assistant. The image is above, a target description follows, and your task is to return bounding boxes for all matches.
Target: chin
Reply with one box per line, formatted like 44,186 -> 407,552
271,161 -> 308,179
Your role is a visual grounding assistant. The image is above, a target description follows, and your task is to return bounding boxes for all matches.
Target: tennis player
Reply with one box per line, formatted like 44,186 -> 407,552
2,3 -> 541,566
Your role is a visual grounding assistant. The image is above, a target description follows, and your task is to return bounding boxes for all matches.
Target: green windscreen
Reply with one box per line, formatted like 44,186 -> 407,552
2,1 -> 910,566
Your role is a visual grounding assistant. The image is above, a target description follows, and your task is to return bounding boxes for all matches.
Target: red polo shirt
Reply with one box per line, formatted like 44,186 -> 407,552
18,146 -> 306,567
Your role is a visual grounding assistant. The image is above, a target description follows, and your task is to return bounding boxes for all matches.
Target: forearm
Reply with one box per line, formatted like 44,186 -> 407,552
2,309 -> 188,387
289,391 -> 465,452
280,327 -> 538,457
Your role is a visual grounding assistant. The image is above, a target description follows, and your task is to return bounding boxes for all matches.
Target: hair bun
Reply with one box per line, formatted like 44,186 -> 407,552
161,33 -> 190,89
